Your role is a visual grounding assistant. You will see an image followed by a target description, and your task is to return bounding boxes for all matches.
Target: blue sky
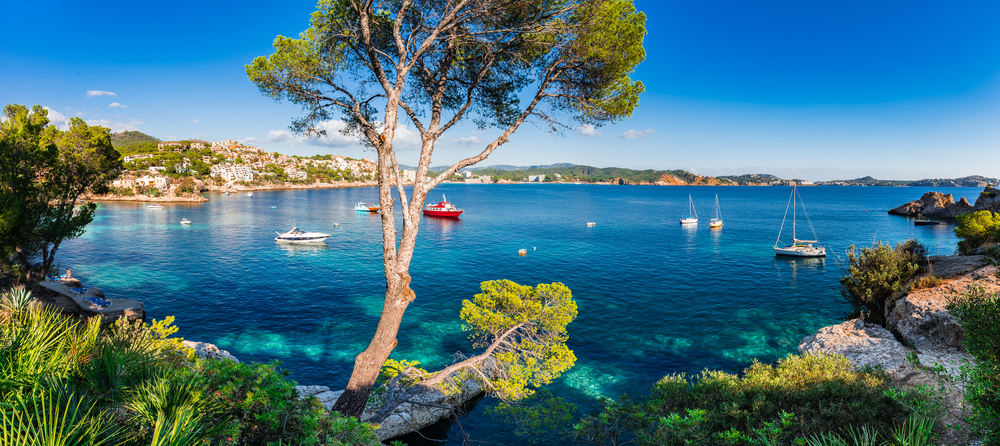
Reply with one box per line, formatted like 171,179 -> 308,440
2,0 -> 999,181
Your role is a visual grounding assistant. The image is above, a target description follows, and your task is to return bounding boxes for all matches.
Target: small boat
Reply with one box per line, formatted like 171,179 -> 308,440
274,226 -> 330,243
247,192 -> 253,197
271,206 -> 277,209
773,186 -> 825,257
914,219 -> 941,226
680,194 -> 698,224
147,204 -> 163,209
225,191 -> 230,196
422,194 -> 464,218
709,194 -> 723,228
354,202 -> 380,212
180,218 -> 191,225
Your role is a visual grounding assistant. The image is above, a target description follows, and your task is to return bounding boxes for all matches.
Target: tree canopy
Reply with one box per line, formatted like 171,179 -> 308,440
0,105 -> 121,283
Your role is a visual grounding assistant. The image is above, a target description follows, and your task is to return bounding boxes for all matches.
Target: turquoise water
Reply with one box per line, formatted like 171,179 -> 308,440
60,185 -> 977,443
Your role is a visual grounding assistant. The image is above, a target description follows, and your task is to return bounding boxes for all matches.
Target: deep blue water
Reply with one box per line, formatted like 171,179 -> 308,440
60,185 -> 978,444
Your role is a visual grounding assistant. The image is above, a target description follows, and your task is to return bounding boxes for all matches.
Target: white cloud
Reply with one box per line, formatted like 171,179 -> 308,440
109,102 -> 126,108
41,106 -> 69,129
86,90 -> 116,97
75,111 -> 86,116
197,133 -> 211,139
266,120 -> 422,149
576,124 -> 602,137
619,128 -> 655,139
86,118 -> 142,133
191,118 -> 199,123
453,135 -> 481,147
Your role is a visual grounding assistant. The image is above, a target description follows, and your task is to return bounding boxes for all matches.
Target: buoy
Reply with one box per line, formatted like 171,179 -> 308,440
533,247 -> 536,250
518,249 -> 527,256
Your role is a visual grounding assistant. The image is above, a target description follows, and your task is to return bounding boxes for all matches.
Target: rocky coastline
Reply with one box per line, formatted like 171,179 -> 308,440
888,185 -> 1000,218
799,255 -> 997,443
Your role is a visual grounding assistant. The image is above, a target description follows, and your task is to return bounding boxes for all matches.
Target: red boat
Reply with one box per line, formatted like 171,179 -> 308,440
422,195 -> 464,218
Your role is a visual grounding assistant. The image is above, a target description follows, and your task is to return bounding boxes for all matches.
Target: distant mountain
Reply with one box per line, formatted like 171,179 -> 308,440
110,131 -> 160,149
397,163 -> 576,173
717,173 -> 782,185
818,175 -> 997,187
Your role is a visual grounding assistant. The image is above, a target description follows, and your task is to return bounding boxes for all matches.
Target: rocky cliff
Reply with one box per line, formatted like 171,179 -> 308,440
888,186 -> 999,218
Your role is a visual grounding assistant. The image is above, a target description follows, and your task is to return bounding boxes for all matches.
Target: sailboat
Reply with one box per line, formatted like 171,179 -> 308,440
680,194 -> 698,224
709,195 -> 723,228
773,186 -> 825,257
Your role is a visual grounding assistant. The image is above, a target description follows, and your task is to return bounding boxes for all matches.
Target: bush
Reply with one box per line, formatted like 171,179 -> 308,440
955,210 -> 1000,255
839,241 -> 923,326
947,283 -> 1000,444
573,353 -> 927,446
910,275 -> 943,291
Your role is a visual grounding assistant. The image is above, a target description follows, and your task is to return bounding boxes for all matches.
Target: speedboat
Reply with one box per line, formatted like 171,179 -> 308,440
247,192 -> 253,197
914,219 -> 941,226
180,218 -> 191,225
147,204 -> 163,209
225,191 -> 230,196
422,195 -> 464,217
274,226 -> 330,243
355,202 -> 380,212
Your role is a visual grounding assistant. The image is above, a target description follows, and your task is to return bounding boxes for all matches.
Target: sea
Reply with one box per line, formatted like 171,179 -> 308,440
59,185 -> 980,445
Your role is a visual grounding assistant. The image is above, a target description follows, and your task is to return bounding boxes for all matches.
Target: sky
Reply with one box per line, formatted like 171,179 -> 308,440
2,0 -> 999,181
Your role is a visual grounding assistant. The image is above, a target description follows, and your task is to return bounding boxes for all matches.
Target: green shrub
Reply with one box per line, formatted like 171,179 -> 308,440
574,353 -> 926,446
839,241 -> 923,326
910,275 -> 943,291
955,210 -> 1000,255
947,283 -> 1000,444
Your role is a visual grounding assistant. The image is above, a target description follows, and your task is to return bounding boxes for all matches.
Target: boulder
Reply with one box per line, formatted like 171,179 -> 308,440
799,318 -> 910,373
887,191 -> 974,218
182,340 -> 239,363
376,377 -> 483,441
972,186 -> 1000,213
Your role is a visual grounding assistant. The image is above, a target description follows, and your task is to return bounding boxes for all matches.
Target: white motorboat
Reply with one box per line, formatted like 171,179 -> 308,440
709,194 -> 723,228
225,191 -> 230,196
147,204 -> 163,209
247,192 -> 253,197
274,226 -> 330,243
773,186 -> 825,257
180,218 -> 191,225
679,194 -> 698,224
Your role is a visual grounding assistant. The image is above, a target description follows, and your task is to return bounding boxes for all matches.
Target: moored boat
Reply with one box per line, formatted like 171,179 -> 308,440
709,194 -> 723,228
913,219 -> 941,226
354,202 -> 380,212
422,195 -> 464,218
680,194 -> 698,224
247,192 -> 253,197
180,218 -> 191,225
773,186 -> 825,257
147,204 -> 163,209
274,226 -> 330,243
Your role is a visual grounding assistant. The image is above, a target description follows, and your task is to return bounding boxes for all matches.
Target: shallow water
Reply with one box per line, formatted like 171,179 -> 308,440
60,185 -> 978,444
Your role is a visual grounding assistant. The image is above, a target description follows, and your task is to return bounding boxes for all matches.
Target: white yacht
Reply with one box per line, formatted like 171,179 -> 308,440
180,218 -> 191,225
679,194 -> 698,224
274,226 -> 330,243
247,192 -> 254,197
147,204 -> 163,209
709,194 -> 723,228
773,186 -> 825,257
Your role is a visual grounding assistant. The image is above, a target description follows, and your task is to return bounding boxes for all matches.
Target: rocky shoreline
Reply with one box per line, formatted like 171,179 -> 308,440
799,255 -> 997,444
888,185 -> 999,218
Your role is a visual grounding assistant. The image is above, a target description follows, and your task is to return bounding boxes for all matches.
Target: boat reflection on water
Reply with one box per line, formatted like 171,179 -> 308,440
422,214 -> 463,237
276,243 -> 330,254
774,255 -> 826,285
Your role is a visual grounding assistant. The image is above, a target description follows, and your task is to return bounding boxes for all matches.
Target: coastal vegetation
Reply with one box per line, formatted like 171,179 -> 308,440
947,283 -> 1000,444
838,240 -> 924,326
247,0 -> 648,417
0,104 -> 122,285
954,210 -> 1000,255
0,288 -> 383,446
109,130 -> 160,149
571,353 -> 935,446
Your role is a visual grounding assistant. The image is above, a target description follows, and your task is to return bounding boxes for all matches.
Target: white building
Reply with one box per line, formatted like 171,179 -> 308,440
402,170 -> 417,183
212,139 -> 238,150
528,175 -> 546,182
210,164 -> 255,182
123,154 -> 154,163
135,176 -> 168,189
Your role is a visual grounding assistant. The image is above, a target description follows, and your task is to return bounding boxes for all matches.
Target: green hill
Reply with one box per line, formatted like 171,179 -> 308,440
110,131 -> 159,149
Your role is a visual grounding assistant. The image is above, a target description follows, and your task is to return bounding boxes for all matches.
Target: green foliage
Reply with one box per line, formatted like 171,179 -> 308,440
954,210 -> 1000,255
1,285 -> 35,312
0,104 -> 122,281
947,283 -> 1000,443
909,275 -> 942,291
839,241 -> 923,326
0,385 -> 122,446
574,353 -> 924,446
460,280 -> 578,401
177,177 -> 196,194
109,130 -> 160,149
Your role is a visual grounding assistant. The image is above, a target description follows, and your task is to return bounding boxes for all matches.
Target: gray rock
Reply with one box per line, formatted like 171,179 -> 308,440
375,376 -> 483,440
799,318 -> 909,372
295,386 -> 330,398
888,191 -> 974,218
181,340 -> 239,363
314,390 -> 343,411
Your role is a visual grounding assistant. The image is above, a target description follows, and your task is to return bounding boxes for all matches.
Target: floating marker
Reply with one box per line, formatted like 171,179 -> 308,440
518,249 -> 527,256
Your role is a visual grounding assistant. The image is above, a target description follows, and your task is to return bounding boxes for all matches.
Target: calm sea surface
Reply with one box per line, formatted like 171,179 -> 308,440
60,185 -> 979,444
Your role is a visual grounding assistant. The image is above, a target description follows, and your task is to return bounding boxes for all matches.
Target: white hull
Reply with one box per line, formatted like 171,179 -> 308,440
710,219 -> 723,228
680,218 -> 698,224
773,245 -> 826,257
275,236 -> 329,243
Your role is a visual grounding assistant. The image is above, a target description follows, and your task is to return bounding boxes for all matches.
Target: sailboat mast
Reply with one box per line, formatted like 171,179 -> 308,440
792,186 -> 796,241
